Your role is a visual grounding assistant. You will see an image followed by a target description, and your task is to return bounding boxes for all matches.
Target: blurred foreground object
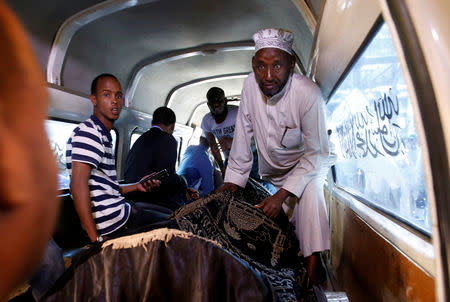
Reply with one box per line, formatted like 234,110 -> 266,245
0,1 -> 59,299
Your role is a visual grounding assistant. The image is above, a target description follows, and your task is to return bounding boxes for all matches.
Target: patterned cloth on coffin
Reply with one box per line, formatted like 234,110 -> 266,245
172,178 -> 316,302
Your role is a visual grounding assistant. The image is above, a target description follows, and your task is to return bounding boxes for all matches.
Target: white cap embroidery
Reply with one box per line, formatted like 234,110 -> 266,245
253,28 -> 294,55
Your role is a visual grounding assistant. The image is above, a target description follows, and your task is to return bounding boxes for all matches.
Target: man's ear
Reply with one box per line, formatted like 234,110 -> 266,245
90,95 -> 96,106
289,55 -> 295,72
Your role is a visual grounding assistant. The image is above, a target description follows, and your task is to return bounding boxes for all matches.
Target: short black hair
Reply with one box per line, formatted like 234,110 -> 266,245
199,136 -> 209,148
91,73 -> 119,95
152,107 -> 176,126
206,87 -> 225,103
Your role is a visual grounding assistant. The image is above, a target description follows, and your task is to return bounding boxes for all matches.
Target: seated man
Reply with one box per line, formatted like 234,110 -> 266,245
67,74 -> 172,244
177,136 -> 214,197
124,107 -> 198,210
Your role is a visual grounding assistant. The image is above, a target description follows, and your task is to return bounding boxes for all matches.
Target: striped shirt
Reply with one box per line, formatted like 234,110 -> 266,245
66,115 -> 130,236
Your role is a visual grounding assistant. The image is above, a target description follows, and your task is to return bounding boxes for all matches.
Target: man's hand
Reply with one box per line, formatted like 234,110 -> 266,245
186,188 -> 200,201
255,188 -> 291,218
215,182 -> 239,194
119,174 -> 161,195
137,174 -> 161,192
218,136 -> 233,151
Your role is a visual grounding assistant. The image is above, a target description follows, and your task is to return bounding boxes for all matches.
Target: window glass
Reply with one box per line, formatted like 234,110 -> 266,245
111,130 -> 117,155
130,132 -> 142,149
45,120 -> 117,190
327,23 -> 431,233
174,136 -> 182,169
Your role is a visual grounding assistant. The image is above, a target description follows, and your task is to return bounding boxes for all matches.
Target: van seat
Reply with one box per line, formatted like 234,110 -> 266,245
53,192 -> 90,251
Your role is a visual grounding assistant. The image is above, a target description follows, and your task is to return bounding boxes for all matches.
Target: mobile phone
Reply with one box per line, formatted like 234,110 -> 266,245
139,169 -> 169,184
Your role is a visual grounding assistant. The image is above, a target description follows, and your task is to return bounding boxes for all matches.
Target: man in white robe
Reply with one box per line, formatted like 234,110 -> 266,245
222,28 -> 334,285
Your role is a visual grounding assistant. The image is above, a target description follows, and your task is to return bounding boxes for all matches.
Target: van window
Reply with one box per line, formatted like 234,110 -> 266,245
45,120 -> 117,190
327,23 -> 431,234
130,132 -> 142,149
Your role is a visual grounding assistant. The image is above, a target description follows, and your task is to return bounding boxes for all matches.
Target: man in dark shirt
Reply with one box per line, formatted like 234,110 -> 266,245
124,107 -> 198,210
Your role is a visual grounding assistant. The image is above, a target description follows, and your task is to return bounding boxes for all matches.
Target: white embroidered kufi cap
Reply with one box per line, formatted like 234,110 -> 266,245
253,28 -> 294,55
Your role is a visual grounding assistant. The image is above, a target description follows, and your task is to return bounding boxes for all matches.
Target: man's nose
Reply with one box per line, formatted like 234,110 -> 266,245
265,68 -> 273,80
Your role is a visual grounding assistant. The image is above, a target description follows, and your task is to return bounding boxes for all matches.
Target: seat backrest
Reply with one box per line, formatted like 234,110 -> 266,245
53,193 -> 90,250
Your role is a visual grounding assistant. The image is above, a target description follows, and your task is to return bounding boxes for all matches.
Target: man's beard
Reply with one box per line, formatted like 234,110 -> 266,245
212,106 -> 228,121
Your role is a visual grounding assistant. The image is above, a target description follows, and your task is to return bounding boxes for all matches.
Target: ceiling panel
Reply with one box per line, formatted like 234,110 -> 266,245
7,0 -> 316,125
130,49 -> 253,115
61,0 -> 311,112
6,0 -> 104,71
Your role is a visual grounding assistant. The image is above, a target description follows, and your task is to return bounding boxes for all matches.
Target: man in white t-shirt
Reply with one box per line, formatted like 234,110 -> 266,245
201,87 -> 239,176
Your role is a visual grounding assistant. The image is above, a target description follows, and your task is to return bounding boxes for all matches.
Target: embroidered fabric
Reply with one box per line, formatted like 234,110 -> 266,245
172,178 -> 316,302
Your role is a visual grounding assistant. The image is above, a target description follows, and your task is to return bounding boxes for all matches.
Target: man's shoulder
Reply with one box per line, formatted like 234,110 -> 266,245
289,74 -> 323,112
291,73 -> 320,92
183,145 -> 198,156
201,112 -> 214,129
225,105 -> 239,121
152,128 -> 177,146
76,118 -> 94,130
142,127 -> 167,138
71,118 -> 101,139
201,112 -> 213,122
142,128 -> 157,138
241,73 -> 262,100
136,128 -> 172,144
227,105 -> 239,112
243,72 -> 256,87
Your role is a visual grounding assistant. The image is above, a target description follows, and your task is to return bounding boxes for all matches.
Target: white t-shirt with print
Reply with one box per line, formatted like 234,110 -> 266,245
201,105 -> 239,159
201,105 -> 239,139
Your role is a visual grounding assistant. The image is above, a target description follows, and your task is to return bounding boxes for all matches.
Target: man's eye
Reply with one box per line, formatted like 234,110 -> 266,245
104,93 -> 110,97
116,94 -> 123,99
274,64 -> 281,70
258,65 -> 265,70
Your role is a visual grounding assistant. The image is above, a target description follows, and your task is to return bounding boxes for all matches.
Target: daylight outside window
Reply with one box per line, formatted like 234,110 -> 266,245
130,132 -> 142,149
45,120 -> 117,190
326,23 -> 431,233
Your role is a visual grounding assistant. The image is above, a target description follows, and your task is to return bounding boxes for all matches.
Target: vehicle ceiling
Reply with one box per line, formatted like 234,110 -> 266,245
7,0 -> 323,126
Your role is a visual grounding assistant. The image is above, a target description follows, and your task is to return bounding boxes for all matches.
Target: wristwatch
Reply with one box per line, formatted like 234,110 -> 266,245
97,235 -> 104,243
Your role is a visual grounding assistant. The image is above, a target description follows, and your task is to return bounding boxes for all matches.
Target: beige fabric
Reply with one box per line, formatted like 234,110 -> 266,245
282,179 -> 330,257
103,227 -> 222,250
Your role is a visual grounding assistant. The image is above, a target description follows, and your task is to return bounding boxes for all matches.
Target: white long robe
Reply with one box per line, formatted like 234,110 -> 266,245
225,72 -> 335,257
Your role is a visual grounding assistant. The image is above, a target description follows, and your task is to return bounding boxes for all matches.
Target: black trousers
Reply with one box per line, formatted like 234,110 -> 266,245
108,202 -> 178,239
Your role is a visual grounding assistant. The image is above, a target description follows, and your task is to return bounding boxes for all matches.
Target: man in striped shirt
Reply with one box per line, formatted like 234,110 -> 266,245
67,74 -> 171,243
